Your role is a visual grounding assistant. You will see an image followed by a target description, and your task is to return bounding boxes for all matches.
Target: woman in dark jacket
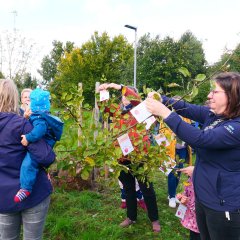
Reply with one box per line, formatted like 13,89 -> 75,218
146,72 -> 240,240
0,79 -> 55,239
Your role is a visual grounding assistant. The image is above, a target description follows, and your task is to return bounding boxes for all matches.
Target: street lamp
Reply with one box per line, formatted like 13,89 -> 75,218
124,24 -> 137,88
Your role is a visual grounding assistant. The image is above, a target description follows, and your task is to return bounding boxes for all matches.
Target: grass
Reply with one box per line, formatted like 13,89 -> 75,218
43,172 -> 189,240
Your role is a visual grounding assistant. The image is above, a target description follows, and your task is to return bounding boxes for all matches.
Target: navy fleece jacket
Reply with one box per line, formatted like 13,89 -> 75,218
162,96 -> 240,212
0,112 -> 55,213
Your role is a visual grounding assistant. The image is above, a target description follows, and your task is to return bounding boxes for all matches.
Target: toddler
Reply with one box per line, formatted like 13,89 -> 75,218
14,88 -> 64,202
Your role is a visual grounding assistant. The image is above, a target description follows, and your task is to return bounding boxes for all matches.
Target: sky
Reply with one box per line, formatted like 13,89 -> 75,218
0,0 -> 240,78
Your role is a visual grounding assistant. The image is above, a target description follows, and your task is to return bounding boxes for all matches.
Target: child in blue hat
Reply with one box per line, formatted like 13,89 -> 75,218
14,88 -> 64,202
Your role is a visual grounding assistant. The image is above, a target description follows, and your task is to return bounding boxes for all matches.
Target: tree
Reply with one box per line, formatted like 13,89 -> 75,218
210,43 -> 240,73
52,32 -> 133,104
178,31 -> 206,76
137,32 -> 206,97
0,30 -> 36,83
38,40 -> 74,85
14,72 -> 38,91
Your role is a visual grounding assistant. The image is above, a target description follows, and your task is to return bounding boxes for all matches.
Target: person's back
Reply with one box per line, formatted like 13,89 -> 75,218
0,79 -> 55,212
0,79 -> 55,240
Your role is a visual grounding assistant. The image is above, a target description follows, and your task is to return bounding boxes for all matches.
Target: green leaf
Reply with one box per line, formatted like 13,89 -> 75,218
81,169 -> 90,180
167,83 -> 181,88
191,85 -> 199,98
178,67 -> 191,77
183,95 -> 192,102
194,74 -> 206,82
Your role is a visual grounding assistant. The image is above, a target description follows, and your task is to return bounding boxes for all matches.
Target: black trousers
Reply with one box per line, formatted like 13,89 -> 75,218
118,169 -> 159,222
190,230 -> 201,240
196,200 -> 240,240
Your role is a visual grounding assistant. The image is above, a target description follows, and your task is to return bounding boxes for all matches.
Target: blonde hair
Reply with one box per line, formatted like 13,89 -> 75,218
21,88 -> 32,99
0,79 -> 19,113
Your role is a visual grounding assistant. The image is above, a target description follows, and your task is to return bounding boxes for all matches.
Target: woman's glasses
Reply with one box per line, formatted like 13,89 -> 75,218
210,90 -> 226,95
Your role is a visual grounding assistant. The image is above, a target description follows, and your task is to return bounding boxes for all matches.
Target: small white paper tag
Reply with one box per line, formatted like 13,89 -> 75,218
175,203 -> 187,219
100,90 -> 110,101
130,100 -> 152,123
117,133 -> 134,156
143,116 -> 156,130
154,134 -> 170,146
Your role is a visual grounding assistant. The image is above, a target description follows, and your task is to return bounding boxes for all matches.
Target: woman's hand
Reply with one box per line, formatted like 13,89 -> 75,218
98,83 -> 109,91
145,98 -> 171,119
179,166 -> 194,177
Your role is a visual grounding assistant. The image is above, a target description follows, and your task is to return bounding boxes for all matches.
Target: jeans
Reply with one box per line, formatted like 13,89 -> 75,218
168,162 -> 183,198
0,196 -> 50,240
196,200 -> 240,240
20,152 -> 39,192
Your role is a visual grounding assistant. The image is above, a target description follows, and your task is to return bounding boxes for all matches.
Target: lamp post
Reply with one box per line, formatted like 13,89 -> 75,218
124,24 -> 137,88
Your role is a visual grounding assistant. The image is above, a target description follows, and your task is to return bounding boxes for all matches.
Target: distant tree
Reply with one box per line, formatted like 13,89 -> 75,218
137,34 -> 184,90
0,30 -> 36,83
14,72 -> 38,90
178,31 -> 206,76
22,72 -> 38,89
210,43 -> 240,74
38,40 -> 74,85
51,32 -> 133,104
137,31 -> 206,95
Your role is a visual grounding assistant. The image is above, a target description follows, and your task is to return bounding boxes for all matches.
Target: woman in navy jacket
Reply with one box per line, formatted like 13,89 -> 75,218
146,72 -> 240,240
0,79 -> 55,239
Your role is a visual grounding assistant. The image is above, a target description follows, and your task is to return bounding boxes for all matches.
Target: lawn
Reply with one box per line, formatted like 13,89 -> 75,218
44,172 -> 189,240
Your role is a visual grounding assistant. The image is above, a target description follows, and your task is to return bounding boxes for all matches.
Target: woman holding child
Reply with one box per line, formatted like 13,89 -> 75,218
0,79 -> 55,239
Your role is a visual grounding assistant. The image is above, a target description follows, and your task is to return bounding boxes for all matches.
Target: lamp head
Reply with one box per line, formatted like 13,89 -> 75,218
124,24 -> 137,31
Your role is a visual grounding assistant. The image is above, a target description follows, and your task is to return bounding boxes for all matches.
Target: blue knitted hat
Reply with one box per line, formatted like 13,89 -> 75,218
30,88 -> 50,112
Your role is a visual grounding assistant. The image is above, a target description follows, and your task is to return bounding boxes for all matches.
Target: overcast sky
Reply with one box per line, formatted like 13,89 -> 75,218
0,0 -> 240,78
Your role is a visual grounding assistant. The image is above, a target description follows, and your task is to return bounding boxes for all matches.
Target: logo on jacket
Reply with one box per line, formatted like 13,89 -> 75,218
224,125 -> 234,134
204,119 -> 224,131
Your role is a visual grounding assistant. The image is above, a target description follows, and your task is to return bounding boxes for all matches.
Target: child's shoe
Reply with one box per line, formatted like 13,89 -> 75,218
152,220 -> 161,232
120,201 -> 127,209
14,189 -> 30,203
119,218 -> 136,227
138,199 -> 147,211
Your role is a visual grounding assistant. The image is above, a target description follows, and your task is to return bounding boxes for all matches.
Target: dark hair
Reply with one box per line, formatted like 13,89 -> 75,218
214,72 -> 240,119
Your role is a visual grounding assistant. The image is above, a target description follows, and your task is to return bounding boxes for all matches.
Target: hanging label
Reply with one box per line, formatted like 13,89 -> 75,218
100,90 -> 110,101
117,133 -> 134,156
130,100 -> 152,123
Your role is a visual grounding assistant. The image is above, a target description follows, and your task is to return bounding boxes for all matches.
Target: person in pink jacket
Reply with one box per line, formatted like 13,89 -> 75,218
176,166 -> 200,240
